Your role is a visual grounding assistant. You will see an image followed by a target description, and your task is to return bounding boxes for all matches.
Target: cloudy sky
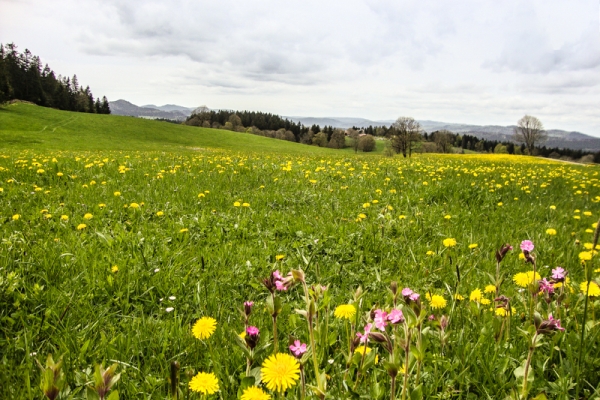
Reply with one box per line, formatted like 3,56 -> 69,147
2,0 -> 600,134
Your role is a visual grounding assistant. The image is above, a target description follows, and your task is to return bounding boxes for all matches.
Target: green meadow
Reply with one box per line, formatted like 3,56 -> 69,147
1,103 -> 600,399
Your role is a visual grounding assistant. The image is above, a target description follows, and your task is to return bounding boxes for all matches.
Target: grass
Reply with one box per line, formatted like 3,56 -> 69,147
1,103 -> 600,399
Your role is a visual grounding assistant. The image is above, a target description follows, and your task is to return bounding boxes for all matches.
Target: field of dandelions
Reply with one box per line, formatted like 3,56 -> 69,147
1,150 -> 600,399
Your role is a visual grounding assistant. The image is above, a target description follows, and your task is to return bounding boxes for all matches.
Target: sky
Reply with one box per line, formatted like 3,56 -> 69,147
2,0 -> 600,135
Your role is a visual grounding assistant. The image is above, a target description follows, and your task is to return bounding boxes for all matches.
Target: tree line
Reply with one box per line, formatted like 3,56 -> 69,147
0,43 -> 110,114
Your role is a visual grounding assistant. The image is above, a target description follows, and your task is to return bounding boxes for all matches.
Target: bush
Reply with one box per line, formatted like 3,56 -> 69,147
358,135 -> 376,152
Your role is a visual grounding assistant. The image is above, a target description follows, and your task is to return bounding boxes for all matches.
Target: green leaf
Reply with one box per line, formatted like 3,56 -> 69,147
106,390 -> 119,400
410,385 -> 423,400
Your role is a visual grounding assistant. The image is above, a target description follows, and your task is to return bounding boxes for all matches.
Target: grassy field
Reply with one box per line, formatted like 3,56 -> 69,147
1,104 -> 600,399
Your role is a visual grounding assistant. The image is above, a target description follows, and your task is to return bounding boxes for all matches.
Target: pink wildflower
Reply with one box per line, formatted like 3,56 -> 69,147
387,309 -> 405,324
374,309 -> 388,330
289,340 -> 307,357
520,240 -> 534,252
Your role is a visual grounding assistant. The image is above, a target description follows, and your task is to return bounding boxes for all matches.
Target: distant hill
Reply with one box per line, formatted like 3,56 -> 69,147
109,100 -> 191,121
141,104 -> 196,113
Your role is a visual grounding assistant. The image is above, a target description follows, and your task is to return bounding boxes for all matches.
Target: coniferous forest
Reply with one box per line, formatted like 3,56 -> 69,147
0,43 -> 110,114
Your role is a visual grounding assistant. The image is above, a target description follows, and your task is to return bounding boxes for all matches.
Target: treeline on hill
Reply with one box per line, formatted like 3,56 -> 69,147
186,109 -> 599,161
0,43 -> 110,114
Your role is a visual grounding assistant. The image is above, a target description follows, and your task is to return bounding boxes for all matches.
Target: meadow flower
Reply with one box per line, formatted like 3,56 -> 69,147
579,251 -> 593,261
429,295 -> 447,309
84,213 -> 93,220
551,267 -> 566,281
469,243 -> 478,249
373,309 -> 388,330
241,386 -> 271,400
189,371 -> 219,394
244,301 -> 254,316
480,298 -> 491,305
469,288 -> 482,303
111,265 -> 119,273
454,294 -> 465,301
537,314 -> 565,334
484,285 -> 496,294
192,317 -> 217,340
275,254 -> 285,261
60,215 -> 69,221
77,224 -> 87,230
579,281 -> 600,297
234,201 -> 241,207
354,346 -> 378,364
443,238 -> 457,247
12,214 -> 20,221
334,304 -> 356,320
520,240 -> 534,252
289,340 -> 307,357
242,202 -> 250,207
129,202 -> 140,208
156,211 -> 164,216
245,326 -> 260,349
179,228 -> 188,233
387,309 -> 405,324
261,353 -> 300,392
356,323 -> 373,343
539,278 -> 554,295
546,228 -> 557,235
513,271 -> 541,287
113,191 -> 121,196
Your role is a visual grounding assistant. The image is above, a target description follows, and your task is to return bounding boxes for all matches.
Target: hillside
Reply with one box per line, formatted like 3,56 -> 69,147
110,99 -> 191,121
0,103 -> 336,155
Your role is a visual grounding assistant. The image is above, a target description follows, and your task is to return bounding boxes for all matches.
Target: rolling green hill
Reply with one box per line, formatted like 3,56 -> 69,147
0,103 -> 350,155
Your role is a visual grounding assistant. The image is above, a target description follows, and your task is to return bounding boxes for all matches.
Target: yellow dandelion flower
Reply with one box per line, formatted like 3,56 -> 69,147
549,205 -> 556,210
468,243 -> 478,249
43,214 -> 52,219
363,202 -> 371,208
179,228 -> 188,233
513,271 -> 541,287
429,295 -> 447,309
129,202 -> 140,209
98,203 -> 106,208
189,371 -> 219,394
454,294 -> 465,301
242,202 -> 250,207
261,353 -> 300,393
234,201 -> 241,207
518,253 -> 526,260
358,213 -> 367,219
580,281 -> 600,297
114,191 -> 121,196
156,211 -> 164,216
57,172 -> 63,177
497,202 -> 503,206
84,213 -> 93,220
484,285 -> 496,294
469,288 -> 482,303
579,251 -> 593,261
553,277 -> 571,289
399,215 -> 406,219
77,224 -> 87,230
354,346 -> 379,364
426,250 -> 435,256
241,386 -> 271,400
111,265 -> 119,273
60,215 -> 69,221
495,307 -> 516,317
198,193 -> 205,198
192,317 -> 217,340
480,298 -> 491,305
443,238 -> 457,247
584,211 -> 592,216
444,214 -> 451,219
546,228 -> 557,235
275,254 -> 285,261
12,214 -> 20,221
334,304 -> 356,320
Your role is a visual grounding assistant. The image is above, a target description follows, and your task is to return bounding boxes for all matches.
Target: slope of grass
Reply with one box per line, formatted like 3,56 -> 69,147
0,103 -> 341,155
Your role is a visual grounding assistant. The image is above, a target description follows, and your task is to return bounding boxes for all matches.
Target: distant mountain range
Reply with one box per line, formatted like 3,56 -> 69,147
109,100 -> 600,151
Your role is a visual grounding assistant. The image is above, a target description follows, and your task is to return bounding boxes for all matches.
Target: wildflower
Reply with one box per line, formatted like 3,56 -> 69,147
520,240 -> 534,252
354,346 -> 379,364
484,285 -> 496,294
539,278 -> 555,295
469,243 -> 478,249
363,202 -> 371,208
189,371 -> 219,394
192,317 -> 217,340
579,251 -> 593,261
111,265 -> 119,273
480,298 -> 491,305
334,304 -> 356,320
77,224 -> 87,230
156,211 -> 164,216
454,293 -> 465,301
387,309 -> 405,324
245,326 -> 260,349
129,203 -> 140,209
84,213 -> 93,220
546,228 -> 557,235
242,202 -> 250,207
179,228 -> 188,233
289,340 -> 307,357
443,238 -> 457,247
261,353 -> 300,392
549,205 -> 556,210
497,202 -> 503,206
373,309 -> 388,330
470,288 -> 483,303
12,214 -> 20,221
513,271 -> 541,287
275,254 -> 285,261
356,323 -> 373,343
113,191 -> 121,196
234,201 -> 241,207
550,267 -> 566,283
241,386 -> 271,400
580,281 -> 600,297
98,203 -> 106,208
44,214 -> 52,219
537,314 -> 565,334
244,301 -> 254,316
426,250 -> 435,256
429,295 -> 447,309
444,214 -> 451,219
60,215 -> 69,221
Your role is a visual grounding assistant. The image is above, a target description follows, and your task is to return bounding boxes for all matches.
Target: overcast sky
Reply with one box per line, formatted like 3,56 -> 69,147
2,0 -> 600,134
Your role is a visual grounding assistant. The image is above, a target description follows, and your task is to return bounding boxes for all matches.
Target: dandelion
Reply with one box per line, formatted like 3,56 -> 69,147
60,215 -> 69,221
444,214 -> 451,219
275,254 -> 285,261
261,353 -> 300,392
454,294 -> 465,301
363,202 -> 371,208
192,317 -> 217,340
480,298 -> 491,305
114,191 -> 121,196
129,203 -> 140,209
497,202 -> 503,206
484,285 -> 496,294
241,386 -> 271,400
426,250 -> 435,256
179,228 -> 188,233
469,243 -> 478,249
234,201 -> 241,207
580,281 -> 600,297
12,214 -> 20,221
84,213 -> 93,220
111,265 -> 119,273
579,251 -> 593,261
546,228 -> 557,235
429,295 -> 447,309
470,288 -> 482,303
77,224 -> 86,230
334,304 -> 356,320
242,202 -> 250,207
549,205 -> 556,210
513,271 -> 541,287
156,211 -> 164,216
443,238 -> 457,247
189,371 -> 219,394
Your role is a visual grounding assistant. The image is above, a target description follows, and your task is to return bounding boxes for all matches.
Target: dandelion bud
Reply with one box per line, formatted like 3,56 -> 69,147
245,326 -> 260,350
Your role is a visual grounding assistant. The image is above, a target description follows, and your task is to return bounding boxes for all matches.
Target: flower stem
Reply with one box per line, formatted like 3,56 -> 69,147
522,332 -> 538,399
401,327 -> 411,400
